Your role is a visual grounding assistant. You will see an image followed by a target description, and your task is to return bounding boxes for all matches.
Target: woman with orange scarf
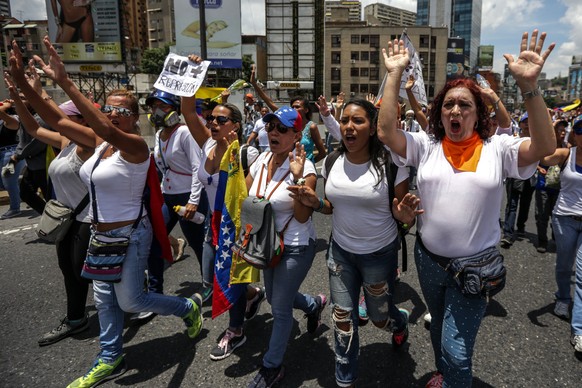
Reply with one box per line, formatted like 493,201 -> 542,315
377,30 -> 556,388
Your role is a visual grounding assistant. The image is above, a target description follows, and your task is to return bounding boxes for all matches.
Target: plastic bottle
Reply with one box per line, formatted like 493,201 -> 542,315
173,205 -> 206,224
476,74 -> 490,89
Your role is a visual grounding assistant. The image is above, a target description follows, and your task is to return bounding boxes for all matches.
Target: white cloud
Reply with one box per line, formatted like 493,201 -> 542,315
482,0 -> 543,30
10,0 -> 48,20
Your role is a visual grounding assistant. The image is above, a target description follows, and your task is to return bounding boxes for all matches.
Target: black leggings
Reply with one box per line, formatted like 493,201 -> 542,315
56,221 -> 91,320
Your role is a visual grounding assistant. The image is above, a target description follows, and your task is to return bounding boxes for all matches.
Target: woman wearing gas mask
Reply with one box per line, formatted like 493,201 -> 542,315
143,89 -> 209,309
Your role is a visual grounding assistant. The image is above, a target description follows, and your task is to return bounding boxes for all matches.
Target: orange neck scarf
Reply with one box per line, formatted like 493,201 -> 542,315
442,132 -> 483,172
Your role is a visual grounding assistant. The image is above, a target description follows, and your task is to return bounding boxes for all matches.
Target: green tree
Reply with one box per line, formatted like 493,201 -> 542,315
141,44 -> 171,74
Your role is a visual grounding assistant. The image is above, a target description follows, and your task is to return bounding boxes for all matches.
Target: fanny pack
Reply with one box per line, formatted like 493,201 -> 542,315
37,194 -> 89,243
418,236 -> 506,300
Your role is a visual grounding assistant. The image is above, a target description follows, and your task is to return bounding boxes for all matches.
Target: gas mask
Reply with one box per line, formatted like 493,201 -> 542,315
148,107 -> 180,128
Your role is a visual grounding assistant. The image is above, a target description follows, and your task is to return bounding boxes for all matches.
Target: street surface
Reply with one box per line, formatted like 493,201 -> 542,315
0,177 -> 580,387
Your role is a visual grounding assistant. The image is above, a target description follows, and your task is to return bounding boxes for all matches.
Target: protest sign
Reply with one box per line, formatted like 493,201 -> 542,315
154,53 -> 211,96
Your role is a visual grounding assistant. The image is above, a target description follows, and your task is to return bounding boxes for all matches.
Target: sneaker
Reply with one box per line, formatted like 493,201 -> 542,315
571,334 -> 582,353
536,245 -> 547,253
392,308 -> 410,348
201,286 -> 213,303
183,294 -> 203,339
0,209 -> 21,219
173,238 -> 187,262
210,329 -> 247,360
129,311 -> 155,322
500,236 -> 513,249
306,294 -> 327,334
358,295 -> 369,327
426,371 -> 444,388
248,365 -> 285,388
245,286 -> 266,320
66,356 -> 127,388
424,312 -> 432,324
554,301 -> 570,320
38,315 -> 89,346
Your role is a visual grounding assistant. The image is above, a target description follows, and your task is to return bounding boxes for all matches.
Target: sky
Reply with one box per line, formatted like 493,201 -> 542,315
11,0 -> 582,79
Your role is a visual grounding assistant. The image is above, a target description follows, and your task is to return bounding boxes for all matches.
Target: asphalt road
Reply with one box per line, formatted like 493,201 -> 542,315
0,180 -> 580,388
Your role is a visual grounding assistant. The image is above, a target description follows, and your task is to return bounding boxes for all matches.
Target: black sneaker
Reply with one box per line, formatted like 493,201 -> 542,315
305,294 -> 327,334
248,365 -> 285,388
500,236 -> 513,249
38,315 -> 89,346
245,286 -> 266,320
392,308 -> 410,348
210,329 -> 247,361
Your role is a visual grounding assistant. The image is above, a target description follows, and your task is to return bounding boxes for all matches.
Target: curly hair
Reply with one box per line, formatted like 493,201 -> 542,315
337,99 -> 390,187
428,78 -> 491,141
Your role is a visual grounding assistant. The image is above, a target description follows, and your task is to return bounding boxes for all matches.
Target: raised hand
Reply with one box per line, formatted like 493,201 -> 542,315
503,30 -> 555,91
188,54 -> 203,64
33,36 -> 68,84
288,142 -> 306,181
405,75 -> 415,91
315,95 -> 331,117
335,92 -> 345,109
392,193 -> 423,226
381,39 -> 410,76
366,93 -> 376,103
7,41 -> 28,84
25,59 -> 43,95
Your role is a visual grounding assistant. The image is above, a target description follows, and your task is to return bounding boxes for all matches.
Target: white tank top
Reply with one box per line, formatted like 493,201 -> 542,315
79,143 -> 149,223
553,147 -> 582,217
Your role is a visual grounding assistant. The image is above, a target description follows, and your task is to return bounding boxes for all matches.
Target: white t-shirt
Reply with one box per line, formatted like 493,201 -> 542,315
248,152 -> 317,246
392,131 -> 537,257
553,147 -> 582,217
322,153 -> 408,254
154,125 -> 203,205
251,118 -> 269,152
197,138 -> 259,211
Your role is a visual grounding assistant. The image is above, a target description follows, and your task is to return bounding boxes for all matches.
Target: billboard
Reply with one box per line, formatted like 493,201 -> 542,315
45,0 -> 122,63
174,0 -> 242,69
478,45 -> 494,69
446,37 -> 465,80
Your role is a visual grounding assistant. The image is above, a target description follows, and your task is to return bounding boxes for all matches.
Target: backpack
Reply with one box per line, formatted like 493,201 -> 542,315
232,153 -> 291,269
324,150 -> 409,271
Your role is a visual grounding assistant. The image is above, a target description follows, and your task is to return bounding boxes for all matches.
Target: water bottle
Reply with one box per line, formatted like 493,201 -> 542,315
173,205 -> 206,224
476,74 -> 490,89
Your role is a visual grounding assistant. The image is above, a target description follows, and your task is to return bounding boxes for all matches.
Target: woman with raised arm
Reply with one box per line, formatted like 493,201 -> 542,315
6,50 -> 96,347
31,37 -> 203,388
181,54 -> 265,362
377,30 -> 556,387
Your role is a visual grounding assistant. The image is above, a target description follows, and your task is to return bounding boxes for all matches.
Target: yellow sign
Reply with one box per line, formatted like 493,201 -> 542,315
79,65 -> 103,72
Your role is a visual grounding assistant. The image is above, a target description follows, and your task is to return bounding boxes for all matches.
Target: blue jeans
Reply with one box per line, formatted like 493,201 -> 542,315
415,239 -> 487,388
0,146 -> 25,211
327,238 -> 404,386
503,179 -> 534,238
92,217 -> 192,363
147,191 -> 208,294
262,239 -> 318,368
552,215 -> 582,335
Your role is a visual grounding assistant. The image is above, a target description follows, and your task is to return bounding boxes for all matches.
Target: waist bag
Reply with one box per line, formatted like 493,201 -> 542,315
419,237 -> 506,300
37,194 -> 89,243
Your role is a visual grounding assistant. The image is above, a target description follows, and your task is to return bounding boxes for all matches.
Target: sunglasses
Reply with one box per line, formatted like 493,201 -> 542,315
101,105 -> 133,117
267,122 -> 294,134
207,115 -> 233,125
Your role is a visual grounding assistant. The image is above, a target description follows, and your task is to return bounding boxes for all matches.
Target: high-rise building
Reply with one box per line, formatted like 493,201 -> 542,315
416,0 -> 481,70
325,1 -> 362,22
364,3 -> 416,26
0,0 -> 10,17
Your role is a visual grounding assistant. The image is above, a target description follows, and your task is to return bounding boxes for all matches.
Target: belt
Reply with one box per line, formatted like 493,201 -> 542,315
570,215 -> 582,222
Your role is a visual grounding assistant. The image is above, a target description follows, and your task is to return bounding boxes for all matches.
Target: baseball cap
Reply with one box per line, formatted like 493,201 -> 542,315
573,115 -> 582,133
245,93 -> 254,99
405,110 -> 414,116
58,100 -> 81,116
519,112 -> 528,122
263,106 -> 303,132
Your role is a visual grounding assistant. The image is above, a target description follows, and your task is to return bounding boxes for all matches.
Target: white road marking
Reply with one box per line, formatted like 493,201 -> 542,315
0,224 -> 38,235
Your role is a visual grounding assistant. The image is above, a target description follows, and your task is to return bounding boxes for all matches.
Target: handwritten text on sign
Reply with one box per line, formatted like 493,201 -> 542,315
154,53 -> 210,97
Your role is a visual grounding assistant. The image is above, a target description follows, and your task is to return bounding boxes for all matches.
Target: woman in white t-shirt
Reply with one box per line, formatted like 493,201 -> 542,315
542,116 -> 582,355
377,30 -> 557,387
289,99 -> 421,388
245,106 -> 326,388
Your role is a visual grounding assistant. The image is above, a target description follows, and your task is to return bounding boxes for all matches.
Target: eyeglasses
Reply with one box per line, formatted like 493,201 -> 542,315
207,115 -> 232,125
101,105 -> 133,117
267,122 -> 294,134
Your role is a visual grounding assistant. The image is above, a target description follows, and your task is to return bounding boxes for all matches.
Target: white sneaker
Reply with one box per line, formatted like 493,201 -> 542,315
571,334 -> 582,353
130,311 -> 155,321
424,312 -> 432,324
554,301 -> 570,319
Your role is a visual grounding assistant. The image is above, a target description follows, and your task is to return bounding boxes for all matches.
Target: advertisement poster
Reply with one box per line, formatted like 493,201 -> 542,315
174,0 -> 242,69
45,0 -> 122,62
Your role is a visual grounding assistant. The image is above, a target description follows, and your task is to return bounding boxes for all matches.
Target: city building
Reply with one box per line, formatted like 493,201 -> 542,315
567,56 -> 582,101
0,0 -> 10,17
364,3 -> 416,26
146,0 -> 175,48
416,0 -> 482,71
325,1 -> 362,23
325,23 -> 449,101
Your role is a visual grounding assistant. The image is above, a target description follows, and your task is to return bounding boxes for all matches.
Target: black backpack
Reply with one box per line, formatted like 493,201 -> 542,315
323,150 -> 409,271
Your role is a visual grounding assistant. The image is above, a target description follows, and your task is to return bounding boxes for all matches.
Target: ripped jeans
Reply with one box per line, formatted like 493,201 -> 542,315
327,237 -> 404,387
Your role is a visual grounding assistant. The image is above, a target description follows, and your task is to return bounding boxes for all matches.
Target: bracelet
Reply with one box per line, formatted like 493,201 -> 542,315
294,177 -> 306,185
314,197 -> 325,212
521,86 -> 542,100
43,96 -> 53,101
493,98 -> 501,110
